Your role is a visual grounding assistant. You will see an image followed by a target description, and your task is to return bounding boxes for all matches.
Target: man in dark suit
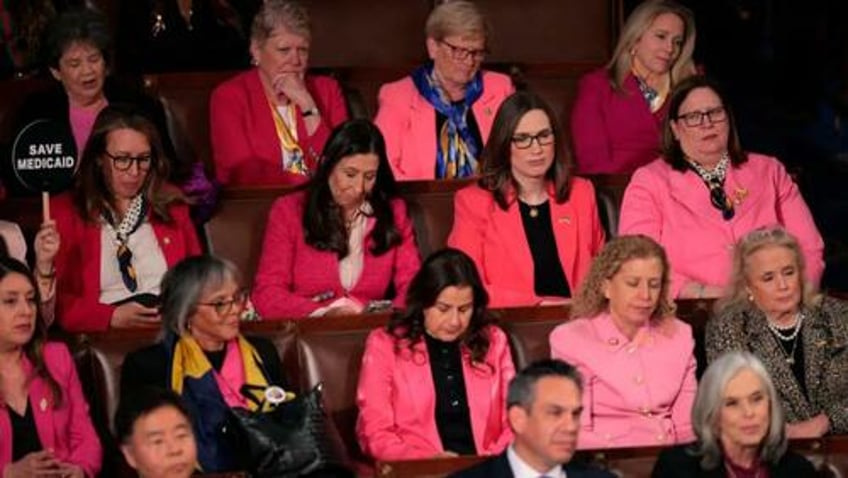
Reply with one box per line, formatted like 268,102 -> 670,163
450,359 -> 614,478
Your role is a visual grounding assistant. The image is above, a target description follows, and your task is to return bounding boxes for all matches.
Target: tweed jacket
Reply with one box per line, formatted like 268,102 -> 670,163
706,296 -> 848,433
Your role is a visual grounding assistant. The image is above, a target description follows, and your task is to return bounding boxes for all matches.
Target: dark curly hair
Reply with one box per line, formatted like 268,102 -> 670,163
44,7 -> 111,70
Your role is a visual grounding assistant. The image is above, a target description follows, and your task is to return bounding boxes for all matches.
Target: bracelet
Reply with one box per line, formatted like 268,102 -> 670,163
36,266 -> 56,279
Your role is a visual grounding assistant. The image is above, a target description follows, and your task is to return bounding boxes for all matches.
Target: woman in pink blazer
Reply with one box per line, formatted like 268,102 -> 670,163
448,92 -> 605,308
550,235 -> 697,450
356,248 -> 514,460
571,0 -> 696,174
210,1 -> 348,186
374,1 -> 513,181
0,257 -> 101,477
619,76 -> 824,298
253,120 -> 420,318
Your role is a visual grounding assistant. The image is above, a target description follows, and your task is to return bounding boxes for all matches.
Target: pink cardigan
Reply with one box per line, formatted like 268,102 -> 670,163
252,192 -> 421,318
374,70 -> 514,180
356,326 -> 514,460
619,154 -> 825,297
570,69 -> 667,174
447,179 -> 605,307
550,313 -> 697,450
209,69 -> 348,186
0,343 -> 102,476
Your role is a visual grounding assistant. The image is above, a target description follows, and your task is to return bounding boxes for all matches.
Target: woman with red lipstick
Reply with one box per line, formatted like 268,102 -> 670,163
653,351 -> 816,477
48,105 -> 202,332
550,235 -> 697,449
571,0 -> 696,174
619,75 -> 823,299
356,248 -> 515,461
210,0 -> 348,186
448,91 -> 605,307
0,257 -> 101,477
707,227 -> 848,438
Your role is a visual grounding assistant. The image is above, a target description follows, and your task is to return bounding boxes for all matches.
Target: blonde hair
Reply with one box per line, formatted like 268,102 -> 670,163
426,0 -> 489,42
607,0 -> 696,91
572,235 -> 675,320
251,0 -> 310,42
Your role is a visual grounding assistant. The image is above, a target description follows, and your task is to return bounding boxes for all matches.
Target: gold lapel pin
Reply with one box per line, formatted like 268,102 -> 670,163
733,187 -> 749,205
558,216 -> 571,225
39,398 -> 48,412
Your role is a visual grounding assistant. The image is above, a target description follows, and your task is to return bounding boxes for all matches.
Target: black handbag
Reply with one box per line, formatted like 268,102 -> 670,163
222,382 -> 351,478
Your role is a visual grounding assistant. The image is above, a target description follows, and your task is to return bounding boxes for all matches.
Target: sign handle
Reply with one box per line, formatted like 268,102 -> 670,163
42,191 -> 50,223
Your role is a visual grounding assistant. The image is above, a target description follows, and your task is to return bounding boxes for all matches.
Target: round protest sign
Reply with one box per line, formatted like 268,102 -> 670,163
11,119 -> 78,194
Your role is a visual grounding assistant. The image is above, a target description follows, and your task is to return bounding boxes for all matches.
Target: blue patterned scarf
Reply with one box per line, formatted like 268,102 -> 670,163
412,63 -> 484,178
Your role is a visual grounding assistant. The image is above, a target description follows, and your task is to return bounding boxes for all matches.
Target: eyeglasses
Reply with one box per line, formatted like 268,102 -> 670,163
197,290 -> 250,316
511,129 -> 555,149
676,106 -> 727,128
104,151 -> 153,172
439,39 -> 487,62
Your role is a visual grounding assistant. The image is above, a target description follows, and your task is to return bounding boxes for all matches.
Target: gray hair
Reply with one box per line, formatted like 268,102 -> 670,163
507,359 -> 583,410
692,351 -> 787,469
251,0 -> 310,43
159,255 -> 240,338
426,0 -> 489,42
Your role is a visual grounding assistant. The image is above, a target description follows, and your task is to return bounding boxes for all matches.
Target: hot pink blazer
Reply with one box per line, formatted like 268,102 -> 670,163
0,343 -> 102,476
356,326 -> 514,460
252,192 -> 421,318
209,69 -> 348,186
447,179 -> 605,307
571,69 -> 667,174
619,154 -> 825,297
550,313 -> 697,450
52,192 -> 202,332
374,70 -> 514,181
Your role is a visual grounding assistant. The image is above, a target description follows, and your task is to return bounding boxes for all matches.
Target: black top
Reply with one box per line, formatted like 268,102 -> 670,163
204,348 -> 226,372
448,451 -> 616,478
10,403 -> 42,461
652,444 -> 817,478
424,334 -> 476,455
518,200 -> 571,298
434,105 -> 483,177
773,329 -> 808,399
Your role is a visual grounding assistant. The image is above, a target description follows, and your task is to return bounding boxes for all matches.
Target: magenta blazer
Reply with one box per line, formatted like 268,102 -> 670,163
52,192 -> 202,332
252,192 -> 421,318
209,69 -> 348,186
550,313 -> 697,450
447,179 -> 605,307
356,326 -> 514,460
374,70 -> 514,181
571,69 -> 667,174
619,154 -> 825,297
0,343 -> 101,476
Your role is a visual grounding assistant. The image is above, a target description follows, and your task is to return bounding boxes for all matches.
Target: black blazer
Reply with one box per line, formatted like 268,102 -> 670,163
652,444 -> 818,478
449,451 -> 616,478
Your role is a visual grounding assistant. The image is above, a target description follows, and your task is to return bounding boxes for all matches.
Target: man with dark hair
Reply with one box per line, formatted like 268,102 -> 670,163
451,359 -> 614,478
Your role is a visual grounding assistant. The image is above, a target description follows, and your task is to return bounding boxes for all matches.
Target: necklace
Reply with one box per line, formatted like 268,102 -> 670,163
766,312 -> 804,365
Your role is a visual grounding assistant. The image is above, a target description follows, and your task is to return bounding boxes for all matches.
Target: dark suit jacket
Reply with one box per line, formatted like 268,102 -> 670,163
652,444 -> 817,477
449,451 -> 616,478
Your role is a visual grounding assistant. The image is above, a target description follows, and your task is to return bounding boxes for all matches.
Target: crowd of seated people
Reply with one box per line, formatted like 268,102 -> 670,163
0,0 -> 840,476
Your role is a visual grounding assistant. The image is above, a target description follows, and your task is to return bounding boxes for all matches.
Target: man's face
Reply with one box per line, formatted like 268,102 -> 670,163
509,377 -> 582,473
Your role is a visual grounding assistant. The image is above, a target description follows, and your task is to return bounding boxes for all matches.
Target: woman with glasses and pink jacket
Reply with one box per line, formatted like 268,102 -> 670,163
618,75 -> 823,299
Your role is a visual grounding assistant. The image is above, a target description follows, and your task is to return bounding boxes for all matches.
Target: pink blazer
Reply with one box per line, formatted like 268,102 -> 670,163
550,313 -> 697,450
447,179 -> 605,307
209,69 -> 348,186
252,192 -> 421,318
619,154 -> 825,297
52,192 -> 202,332
356,326 -> 514,460
0,343 -> 102,476
571,69 -> 666,174
374,70 -> 514,180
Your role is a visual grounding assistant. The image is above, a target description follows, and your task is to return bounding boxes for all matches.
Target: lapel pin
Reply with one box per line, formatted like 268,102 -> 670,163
39,398 -> 48,412
608,338 -> 619,346
558,216 -> 571,225
733,187 -> 749,205
163,237 -> 171,245
484,107 -> 492,116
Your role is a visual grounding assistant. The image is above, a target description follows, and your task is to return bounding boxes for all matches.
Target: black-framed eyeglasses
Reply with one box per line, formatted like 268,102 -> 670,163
511,129 -> 555,149
197,289 -> 250,316
439,39 -> 487,62
104,151 -> 153,172
676,106 -> 727,128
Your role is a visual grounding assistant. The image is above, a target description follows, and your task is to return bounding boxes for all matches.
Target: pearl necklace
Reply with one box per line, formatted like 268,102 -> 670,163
765,312 -> 804,342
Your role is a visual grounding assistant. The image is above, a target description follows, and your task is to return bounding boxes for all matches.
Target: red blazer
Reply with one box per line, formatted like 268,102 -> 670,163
0,343 -> 101,476
356,326 -> 514,460
571,69 -> 667,174
209,69 -> 348,186
447,179 -> 605,307
374,70 -> 514,180
252,192 -> 421,318
52,192 -> 202,332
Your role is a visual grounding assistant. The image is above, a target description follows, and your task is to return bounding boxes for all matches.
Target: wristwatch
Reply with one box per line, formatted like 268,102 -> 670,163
302,107 -> 320,118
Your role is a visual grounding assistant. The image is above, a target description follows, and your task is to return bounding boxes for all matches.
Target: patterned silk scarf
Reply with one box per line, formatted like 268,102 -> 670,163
266,96 -> 307,175
102,196 -> 148,292
412,63 -> 483,179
